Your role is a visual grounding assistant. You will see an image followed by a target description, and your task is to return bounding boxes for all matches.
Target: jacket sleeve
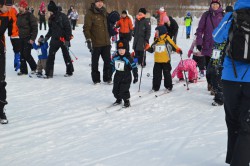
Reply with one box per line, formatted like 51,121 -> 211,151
62,14 -> 72,41
129,18 -> 133,30
30,14 -> 38,41
196,12 -> 208,46
116,19 -> 121,28
83,12 -> 92,40
32,43 -> 39,50
213,12 -> 233,43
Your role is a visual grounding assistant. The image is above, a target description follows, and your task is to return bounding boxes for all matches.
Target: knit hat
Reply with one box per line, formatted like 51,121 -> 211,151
117,40 -> 128,50
210,0 -> 220,6
108,11 -> 120,24
38,35 -> 45,43
122,10 -> 127,15
138,8 -> 146,15
0,0 -> 5,5
225,6 -> 233,12
95,0 -> 104,2
6,0 -> 14,6
19,0 -> 28,8
159,7 -> 164,12
187,12 -> 191,16
48,0 -> 58,12
155,25 -> 167,36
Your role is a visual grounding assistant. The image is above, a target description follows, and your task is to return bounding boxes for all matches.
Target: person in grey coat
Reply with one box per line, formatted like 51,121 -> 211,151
133,8 -> 151,67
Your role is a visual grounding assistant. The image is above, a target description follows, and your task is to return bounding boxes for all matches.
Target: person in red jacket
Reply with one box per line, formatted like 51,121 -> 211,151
116,10 -> 133,51
0,0 -> 14,124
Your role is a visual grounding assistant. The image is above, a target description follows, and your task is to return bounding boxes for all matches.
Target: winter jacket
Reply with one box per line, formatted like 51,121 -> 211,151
184,16 -> 192,27
213,0 -> 250,82
116,16 -> 133,34
158,11 -> 169,26
111,51 -> 138,78
196,7 -> 224,57
46,11 -> 72,42
69,11 -> 78,20
83,3 -> 110,47
38,10 -> 46,21
147,34 -> 180,63
133,15 -> 151,51
32,42 -> 49,60
17,11 -> 38,41
7,7 -> 19,38
165,16 -> 179,38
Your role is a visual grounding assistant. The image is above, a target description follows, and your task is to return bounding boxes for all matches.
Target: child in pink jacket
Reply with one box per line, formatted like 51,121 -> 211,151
188,37 -> 205,77
172,59 -> 198,83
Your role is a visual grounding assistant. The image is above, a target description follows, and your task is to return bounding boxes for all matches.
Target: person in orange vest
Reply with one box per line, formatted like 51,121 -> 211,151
6,0 -> 21,72
0,0 -> 14,124
116,10 -> 133,51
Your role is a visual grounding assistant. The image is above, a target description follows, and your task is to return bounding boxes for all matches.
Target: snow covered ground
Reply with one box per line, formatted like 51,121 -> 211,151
0,24 -> 228,166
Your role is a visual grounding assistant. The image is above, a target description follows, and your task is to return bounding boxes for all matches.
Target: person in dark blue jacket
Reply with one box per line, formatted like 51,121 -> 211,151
213,0 -> 250,165
33,35 -> 49,77
111,40 -> 138,108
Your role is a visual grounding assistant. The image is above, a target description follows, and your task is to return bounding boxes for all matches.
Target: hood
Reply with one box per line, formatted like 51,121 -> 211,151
209,6 -> 224,14
234,0 -> 250,11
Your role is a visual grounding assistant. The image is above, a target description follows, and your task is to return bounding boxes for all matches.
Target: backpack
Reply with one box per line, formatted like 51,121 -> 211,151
227,9 -> 250,63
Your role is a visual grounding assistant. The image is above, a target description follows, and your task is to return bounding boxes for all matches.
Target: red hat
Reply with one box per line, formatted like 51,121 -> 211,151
19,0 -> 28,8
210,0 -> 220,6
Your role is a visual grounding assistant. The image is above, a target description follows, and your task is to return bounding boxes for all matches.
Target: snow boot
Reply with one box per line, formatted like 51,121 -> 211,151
113,99 -> 122,106
0,105 -> 8,124
123,99 -> 130,108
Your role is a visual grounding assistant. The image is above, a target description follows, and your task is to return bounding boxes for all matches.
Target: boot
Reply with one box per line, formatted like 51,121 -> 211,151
113,99 -> 122,106
123,99 -> 130,108
0,105 -> 8,124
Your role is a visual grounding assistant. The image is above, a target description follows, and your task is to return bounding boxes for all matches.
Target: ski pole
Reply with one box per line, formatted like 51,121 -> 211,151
69,48 -> 78,60
138,50 -> 146,92
180,53 -> 189,90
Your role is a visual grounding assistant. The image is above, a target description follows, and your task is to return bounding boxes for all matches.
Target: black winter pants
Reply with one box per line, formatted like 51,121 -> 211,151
71,20 -> 77,30
20,38 -> 37,74
135,50 -> 146,66
223,80 -> 250,166
205,56 -> 211,85
10,38 -> 21,53
153,63 -> 172,91
192,55 -> 205,71
0,41 -> 7,115
39,19 -> 46,30
112,72 -> 132,101
91,45 -> 112,83
46,39 -> 74,77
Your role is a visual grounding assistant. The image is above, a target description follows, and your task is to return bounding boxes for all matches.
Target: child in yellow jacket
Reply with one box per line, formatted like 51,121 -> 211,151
146,25 -> 182,91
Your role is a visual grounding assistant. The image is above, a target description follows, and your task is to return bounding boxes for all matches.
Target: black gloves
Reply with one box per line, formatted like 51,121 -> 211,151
64,41 -> 70,47
197,45 -> 202,52
133,77 -> 138,84
86,39 -> 93,53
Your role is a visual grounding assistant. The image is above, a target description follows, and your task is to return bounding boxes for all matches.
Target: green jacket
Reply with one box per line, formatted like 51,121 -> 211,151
83,3 -> 110,47
184,16 -> 192,27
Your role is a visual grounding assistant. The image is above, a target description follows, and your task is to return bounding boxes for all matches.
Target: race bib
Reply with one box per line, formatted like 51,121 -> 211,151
155,44 -> 166,53
115,60 -> 125,71
212,49 -> 221,59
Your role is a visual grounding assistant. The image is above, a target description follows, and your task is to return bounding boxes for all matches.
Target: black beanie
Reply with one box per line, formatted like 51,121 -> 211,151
155,25 -> 167,36
0,0 -> 5,5
225,6 -> 233,12
139,8 -> 146,15
48,1 -> 58,12
117,40 -> 128,50
122,10 -> 127,15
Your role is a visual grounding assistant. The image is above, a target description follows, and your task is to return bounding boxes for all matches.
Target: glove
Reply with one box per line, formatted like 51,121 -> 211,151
176,48 -> 183,54
64,41 -> 70,47
197,45 -> 202,52
144,43 -> 151,51
86,39 -> 93,53
133,77 -> 138,84
187,50 -> 193,58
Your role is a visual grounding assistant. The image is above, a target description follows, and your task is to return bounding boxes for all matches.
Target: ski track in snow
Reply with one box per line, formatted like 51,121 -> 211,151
0,25 -> 228,166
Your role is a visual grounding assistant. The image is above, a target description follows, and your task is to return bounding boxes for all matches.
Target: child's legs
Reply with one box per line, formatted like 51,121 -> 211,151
41,59 -> 47,73
163,63 -> 173,89
119,75 -> 132,101
112,77 -> 121,99
153,63 -> 162,91
36,60 -> 43,73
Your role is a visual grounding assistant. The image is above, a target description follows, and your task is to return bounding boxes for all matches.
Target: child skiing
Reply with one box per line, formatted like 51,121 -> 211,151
111,40 -> 138,108
146,25 -> 182,91
32,35 -> 49,77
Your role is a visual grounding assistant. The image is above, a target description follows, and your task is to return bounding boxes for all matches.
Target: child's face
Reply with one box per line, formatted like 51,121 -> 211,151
118,49 -> 126,55
155,30 -> 159,38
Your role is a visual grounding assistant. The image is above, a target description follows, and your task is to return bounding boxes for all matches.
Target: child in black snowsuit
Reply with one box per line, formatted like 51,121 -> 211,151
111,40 -> 138,108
